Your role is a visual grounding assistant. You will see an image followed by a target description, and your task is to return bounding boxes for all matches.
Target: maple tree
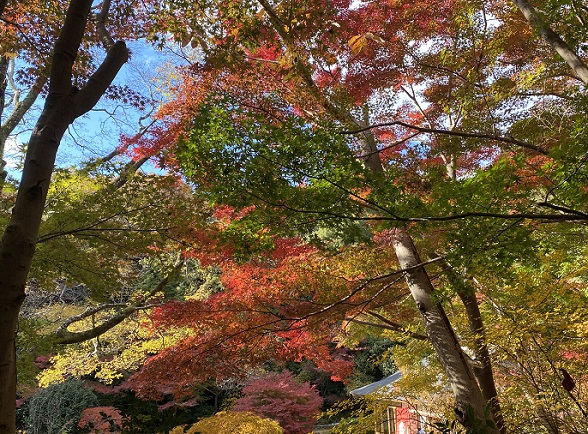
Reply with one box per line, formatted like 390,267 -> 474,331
115,0 -> 588,431
170,411 -> 283,434
233,371 -> 323,434
3,0 -> 588,432
0,0 -> 151,430
128,235 -> 359,400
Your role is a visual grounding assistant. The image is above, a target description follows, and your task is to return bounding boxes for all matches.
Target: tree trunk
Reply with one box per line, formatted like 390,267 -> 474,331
431,255 -> 505,433
0,0 -> 128,431
0,70 -> 46,188
0,55 -> 8,185
512,0 -> 588,84
391,229 -> 497,431
257,1 -> 500,427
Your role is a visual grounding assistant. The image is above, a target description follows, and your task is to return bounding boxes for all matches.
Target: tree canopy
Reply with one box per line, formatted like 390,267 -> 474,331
2,0 -> 588,433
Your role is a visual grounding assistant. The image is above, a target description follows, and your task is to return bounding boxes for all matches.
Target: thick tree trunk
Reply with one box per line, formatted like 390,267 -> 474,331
0,1 -> 128,432
391,229 -> 497,431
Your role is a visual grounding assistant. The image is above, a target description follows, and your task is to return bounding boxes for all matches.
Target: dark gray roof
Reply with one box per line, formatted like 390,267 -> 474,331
349,371 -> 402,397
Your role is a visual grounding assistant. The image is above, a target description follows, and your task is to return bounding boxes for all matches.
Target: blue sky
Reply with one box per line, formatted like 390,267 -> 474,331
5,39 -> 186,182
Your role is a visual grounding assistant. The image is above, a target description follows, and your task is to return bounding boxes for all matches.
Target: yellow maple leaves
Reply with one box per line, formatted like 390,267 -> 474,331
348,32 -> 386,55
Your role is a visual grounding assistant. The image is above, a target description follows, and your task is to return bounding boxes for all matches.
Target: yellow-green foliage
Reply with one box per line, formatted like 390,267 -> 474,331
325,397 -> 382,434
169,411 -> 283,434
31,169 -> 208,298
38,311 -> 191,387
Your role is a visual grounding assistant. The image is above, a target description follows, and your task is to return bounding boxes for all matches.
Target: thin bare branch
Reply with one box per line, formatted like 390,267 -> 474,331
341,120 -> 548,155
344,315 -> 428,340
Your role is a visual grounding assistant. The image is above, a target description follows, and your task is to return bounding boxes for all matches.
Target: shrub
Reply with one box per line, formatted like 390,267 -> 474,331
169,411 -> 283,434
78,406 -> 126,433
25,379 -> 99,434
234,371 -> 323,434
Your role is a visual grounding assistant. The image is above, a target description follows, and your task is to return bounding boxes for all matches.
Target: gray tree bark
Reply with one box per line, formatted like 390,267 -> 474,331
258,0 -> 500,424
0,0 -> 128,431
436,256 -> 505,433
512,0 -> 588,84
0,61 -> 46,187
391,230 -> 495,429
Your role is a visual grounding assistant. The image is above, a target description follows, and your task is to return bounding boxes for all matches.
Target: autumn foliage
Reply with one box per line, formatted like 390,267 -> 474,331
77,406 -> 127,433
170,411 -> 283,434
234,371 -> 323,434
8,0 -> 588,432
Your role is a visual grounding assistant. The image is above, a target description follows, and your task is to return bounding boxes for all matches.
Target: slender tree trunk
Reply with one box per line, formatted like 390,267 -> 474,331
0,0 -> 128,431
0,56 -> 8,185
437,257 -> 505,433
0,72 -> 46,188
427,253 -> 505,431
257,0 -> 499,427
391,229 -> 497,430
512,0 -> 588,84
459,288 -> 505,433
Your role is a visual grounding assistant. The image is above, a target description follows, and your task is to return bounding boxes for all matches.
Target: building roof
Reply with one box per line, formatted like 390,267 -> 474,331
349,371 -> 402,397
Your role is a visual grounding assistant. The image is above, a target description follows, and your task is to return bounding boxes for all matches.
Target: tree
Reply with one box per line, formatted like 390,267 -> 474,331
34,253 -> 220,388
170,411 -> 283,434
134,0 -> 497,427
0,0 -> 129,431
123,0 -> 588,431
0,0 -> 152,189
233,371 -> 323,434
128,234 -> 358,400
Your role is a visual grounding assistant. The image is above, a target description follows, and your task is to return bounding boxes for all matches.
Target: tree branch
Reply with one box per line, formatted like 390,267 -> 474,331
54,257 -> 184,344
36,203 -> 161,243
344,313 -> 428,341
341,120 -> 548,155
292,256 -> 444,321
0,76 -> 46,144
92,0 -> 115,48
248,191 -> 588,223
50,0 -> 94,95
112,156 -> 150,188
74,40 -> 128,117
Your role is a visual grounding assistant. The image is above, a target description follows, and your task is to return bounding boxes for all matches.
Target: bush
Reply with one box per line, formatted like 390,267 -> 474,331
234,371 -> 323,434
169,411 -> 283,434
25,379 -> 99,434
78,406 -> 126,433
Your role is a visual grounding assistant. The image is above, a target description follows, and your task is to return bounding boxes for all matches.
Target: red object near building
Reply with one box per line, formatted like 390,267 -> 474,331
350,372 -> 436,434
